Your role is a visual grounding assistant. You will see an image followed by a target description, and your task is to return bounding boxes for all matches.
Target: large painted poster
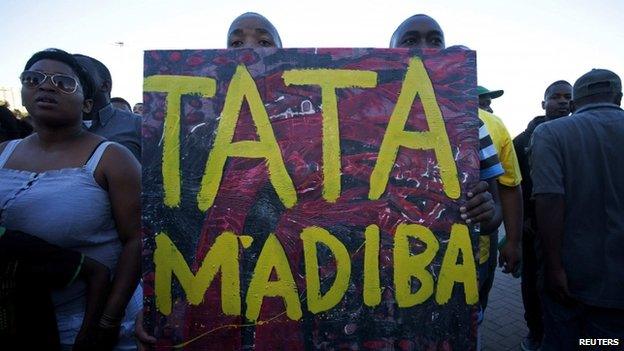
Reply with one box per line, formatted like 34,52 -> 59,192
142,47 -> 480,350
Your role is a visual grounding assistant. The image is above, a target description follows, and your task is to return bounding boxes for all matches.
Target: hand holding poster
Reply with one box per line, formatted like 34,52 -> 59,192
142,47 -> 480,350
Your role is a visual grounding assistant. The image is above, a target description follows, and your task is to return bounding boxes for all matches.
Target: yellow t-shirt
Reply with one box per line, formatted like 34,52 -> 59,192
477,109 -> 522,264
478,109 -> 522,187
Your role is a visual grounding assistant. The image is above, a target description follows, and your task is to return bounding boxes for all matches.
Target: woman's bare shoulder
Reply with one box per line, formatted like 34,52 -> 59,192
0,135 -> 34,155
99,142 -> 141,175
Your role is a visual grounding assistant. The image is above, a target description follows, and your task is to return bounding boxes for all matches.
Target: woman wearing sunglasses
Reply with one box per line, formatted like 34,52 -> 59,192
0,49 -> 141,350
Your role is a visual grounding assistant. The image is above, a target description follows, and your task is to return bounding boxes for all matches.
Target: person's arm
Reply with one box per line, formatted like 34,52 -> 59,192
97,144 -> 142,345
73,257 -> 111,350
460,179 -> 502,233
529,125 -> 572,304
498,184 -> 522,274
0,228 -> 111,349
535,194 -> 572,304
513,133 -> 533,226
482,179 -> 502,233
0,228 -> 108,290
135,310 -> 157,351
496,131 -> 523,275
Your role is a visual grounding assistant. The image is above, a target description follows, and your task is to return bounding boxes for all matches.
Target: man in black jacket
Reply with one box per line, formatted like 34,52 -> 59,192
513,80 -> 571,351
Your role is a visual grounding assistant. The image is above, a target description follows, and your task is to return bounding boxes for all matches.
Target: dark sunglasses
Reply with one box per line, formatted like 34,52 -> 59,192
19,70 -> 80,94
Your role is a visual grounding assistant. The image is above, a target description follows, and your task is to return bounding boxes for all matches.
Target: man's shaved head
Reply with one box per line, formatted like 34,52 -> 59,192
227,12 -> 282,48
390,14 -> 445,49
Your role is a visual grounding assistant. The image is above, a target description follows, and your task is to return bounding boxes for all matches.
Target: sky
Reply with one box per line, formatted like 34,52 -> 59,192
1,0 -> 623,135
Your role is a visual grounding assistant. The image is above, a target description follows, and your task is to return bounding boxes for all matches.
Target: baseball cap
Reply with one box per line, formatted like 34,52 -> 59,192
573,69 -> 622,100
477,86 -> 504,99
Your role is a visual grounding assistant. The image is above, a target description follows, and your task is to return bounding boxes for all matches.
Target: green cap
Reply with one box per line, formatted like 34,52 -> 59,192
477,86 -> 504,99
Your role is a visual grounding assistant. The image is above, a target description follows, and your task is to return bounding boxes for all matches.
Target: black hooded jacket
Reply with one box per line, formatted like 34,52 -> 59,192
513,116 -> 547,226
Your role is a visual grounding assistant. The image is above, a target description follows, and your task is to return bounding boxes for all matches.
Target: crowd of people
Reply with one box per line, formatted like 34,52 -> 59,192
0,11 -> 622,351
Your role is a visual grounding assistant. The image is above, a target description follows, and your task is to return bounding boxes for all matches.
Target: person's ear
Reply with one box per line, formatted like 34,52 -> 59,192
541,100 -> 546,110
569,100 -> 576,113
83,98 -> 94,114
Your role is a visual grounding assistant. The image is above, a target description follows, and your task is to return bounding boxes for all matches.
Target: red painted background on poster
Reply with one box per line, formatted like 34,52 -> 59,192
142,47 -> 479,350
